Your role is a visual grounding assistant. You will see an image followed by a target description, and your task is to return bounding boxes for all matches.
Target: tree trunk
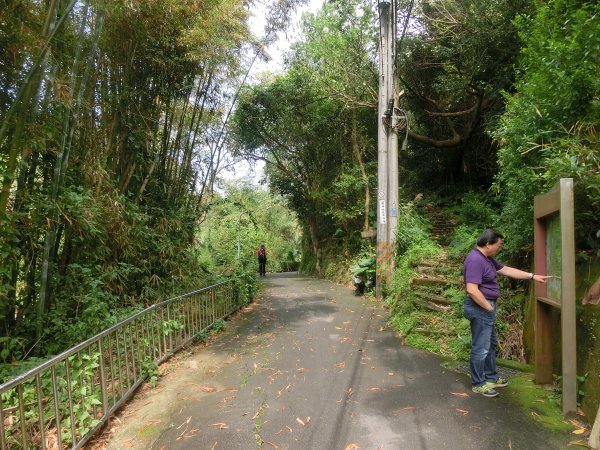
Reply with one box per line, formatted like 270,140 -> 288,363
350,113 -> 370,231
307,216 -> 321,274
0,0 -> 78,213
37,2 -> 103,349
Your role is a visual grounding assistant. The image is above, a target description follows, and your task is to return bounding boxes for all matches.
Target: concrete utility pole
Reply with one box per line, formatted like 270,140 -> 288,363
376,0 -> 398,298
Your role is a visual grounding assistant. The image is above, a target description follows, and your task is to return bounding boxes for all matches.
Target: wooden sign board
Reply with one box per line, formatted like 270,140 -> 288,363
533,178 -> 577,415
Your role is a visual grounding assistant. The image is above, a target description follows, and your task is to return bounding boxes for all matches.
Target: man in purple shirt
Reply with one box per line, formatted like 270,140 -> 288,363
464,229 -> 550,397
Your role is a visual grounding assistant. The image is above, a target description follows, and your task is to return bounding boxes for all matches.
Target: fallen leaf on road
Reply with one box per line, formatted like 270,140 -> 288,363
450,392 -> 470,397
456,408 -> 469,416
306,416 -> 311,424
210,442 -> 217,450
211,423 -> 228,429
296,417 -> 305,426
266,441 -> 280,449
201,386 -> 217,393
335,362 -> 346,369
569,419 -> 586,429
402,406 -> 416,410
176,417 -> 192,429
571,428 -> 585,435
345,444 -> 360,450
368,387 -> 382,391
568,440 -> 591,447
287,426 -> 293,433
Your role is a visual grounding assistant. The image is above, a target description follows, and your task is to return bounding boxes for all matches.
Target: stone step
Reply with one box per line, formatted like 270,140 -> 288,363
415,265 -> 436,274
414,291 -> 454,306
411,276 -> 462,287
412,259 -> 454,268
414,298 -> 452,313
411,276 -> 448,287
411,327 -> 452,336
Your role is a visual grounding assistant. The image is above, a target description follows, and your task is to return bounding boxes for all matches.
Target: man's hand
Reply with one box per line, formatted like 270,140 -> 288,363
466,282 -> 494,311
533,274 -> 551,283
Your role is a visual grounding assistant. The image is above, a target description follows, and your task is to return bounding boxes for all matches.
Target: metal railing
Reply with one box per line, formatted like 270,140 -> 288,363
0,278 -> 245,449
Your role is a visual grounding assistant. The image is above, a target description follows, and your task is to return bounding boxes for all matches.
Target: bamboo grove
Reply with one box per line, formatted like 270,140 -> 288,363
0,0 -> 304,365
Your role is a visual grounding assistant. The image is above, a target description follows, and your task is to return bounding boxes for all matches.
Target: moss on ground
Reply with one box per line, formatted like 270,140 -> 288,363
497,373 -> 574,433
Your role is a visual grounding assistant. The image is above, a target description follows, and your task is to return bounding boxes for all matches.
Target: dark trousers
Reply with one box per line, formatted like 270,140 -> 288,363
258,259 -> 266,276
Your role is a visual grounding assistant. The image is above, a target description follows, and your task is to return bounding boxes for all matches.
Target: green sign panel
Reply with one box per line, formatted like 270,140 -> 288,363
545,214 -> 562,303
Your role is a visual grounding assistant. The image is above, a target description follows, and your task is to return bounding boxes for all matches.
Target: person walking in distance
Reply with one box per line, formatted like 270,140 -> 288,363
256,244 -> 267,276
464,229 -> 550,397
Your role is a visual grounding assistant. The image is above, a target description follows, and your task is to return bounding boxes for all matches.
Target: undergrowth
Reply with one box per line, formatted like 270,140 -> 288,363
386,199 -> 529,364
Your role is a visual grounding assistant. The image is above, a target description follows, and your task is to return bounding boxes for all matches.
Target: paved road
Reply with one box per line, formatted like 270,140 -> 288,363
103,273 -> 570,450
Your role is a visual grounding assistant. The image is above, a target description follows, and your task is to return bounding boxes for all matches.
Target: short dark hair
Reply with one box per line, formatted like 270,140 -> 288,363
476,229 -> 504,247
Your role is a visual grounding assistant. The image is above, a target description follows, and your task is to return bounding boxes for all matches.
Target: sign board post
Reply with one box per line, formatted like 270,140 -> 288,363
533,178 -> 577,415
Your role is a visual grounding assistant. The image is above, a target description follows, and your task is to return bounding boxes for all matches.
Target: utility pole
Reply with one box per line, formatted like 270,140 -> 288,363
376,0 -> 398,298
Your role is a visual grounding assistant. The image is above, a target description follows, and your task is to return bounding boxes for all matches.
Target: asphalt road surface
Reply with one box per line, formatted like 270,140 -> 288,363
101,273 -> 570,450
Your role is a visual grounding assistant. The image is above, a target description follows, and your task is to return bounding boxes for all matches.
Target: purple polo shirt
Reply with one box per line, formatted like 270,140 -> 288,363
463,247 -> 504,300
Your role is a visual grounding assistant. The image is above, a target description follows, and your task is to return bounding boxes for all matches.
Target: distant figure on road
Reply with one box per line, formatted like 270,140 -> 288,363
256,244 -> 267,276
463,229 -> 550,398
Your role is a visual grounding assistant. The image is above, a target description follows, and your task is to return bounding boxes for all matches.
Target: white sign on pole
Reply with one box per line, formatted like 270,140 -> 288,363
379,199 -> 387,225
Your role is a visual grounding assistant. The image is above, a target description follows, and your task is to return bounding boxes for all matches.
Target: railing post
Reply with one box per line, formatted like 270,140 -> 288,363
99,338 -> 109,422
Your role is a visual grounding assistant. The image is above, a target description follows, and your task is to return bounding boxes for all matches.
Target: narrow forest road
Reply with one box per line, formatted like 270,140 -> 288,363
98,273 -> 569,450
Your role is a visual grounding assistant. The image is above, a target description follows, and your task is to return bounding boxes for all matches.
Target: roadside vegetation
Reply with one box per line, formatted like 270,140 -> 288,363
1,0 -> 598,427
0,0 -> 304,380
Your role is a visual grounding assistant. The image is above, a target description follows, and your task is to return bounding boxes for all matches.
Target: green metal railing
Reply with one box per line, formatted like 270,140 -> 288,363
0,279 -> 244,449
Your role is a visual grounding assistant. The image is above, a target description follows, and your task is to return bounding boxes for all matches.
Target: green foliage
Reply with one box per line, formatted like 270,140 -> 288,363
0,336 -> 27,363
196,185 -> 301,276
162,320 -> 184,336
194,329 -> 209,343
398,0 -> 529,189
494,0 -> 600,260
395,203 -> 432,256
449,192 -> 499,231
211,319 -> 225,333
0,0 -> 257,365
231,1 -> 378,272
0,353 -> 103,447
387,239 -> 441,312
141,358 -> 160,388
350,257 -> 376,278
447,225 -> 480,259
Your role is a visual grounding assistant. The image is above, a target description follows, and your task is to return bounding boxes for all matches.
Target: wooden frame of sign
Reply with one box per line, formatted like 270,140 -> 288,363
533,178 -> 577,415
